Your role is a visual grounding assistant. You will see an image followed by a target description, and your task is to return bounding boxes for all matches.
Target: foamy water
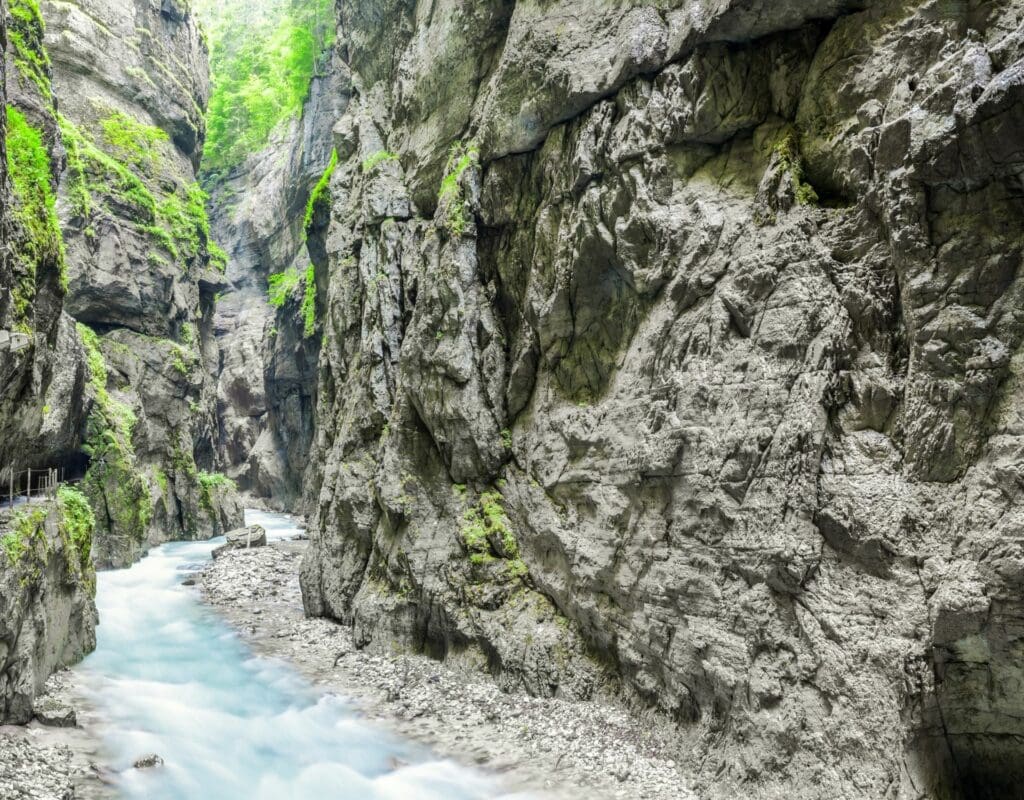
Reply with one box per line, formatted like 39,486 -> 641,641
75,510 -> 524,799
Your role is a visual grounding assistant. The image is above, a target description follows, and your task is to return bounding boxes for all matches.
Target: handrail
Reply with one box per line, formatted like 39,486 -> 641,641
0,466 -> 74,508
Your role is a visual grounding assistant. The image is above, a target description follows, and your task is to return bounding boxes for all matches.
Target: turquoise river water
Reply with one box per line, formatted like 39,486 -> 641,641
74,510 -> 524,800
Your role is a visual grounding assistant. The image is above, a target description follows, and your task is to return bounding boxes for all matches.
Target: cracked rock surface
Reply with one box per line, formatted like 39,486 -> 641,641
297,2 -> 1024,798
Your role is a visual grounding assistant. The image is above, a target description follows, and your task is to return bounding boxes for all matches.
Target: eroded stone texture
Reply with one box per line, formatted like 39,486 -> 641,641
0,0 -> 89,478
40,0 -> 242,565
211,58 -> 347,508
0,504 -> 96,724
295,1 -> 1024,798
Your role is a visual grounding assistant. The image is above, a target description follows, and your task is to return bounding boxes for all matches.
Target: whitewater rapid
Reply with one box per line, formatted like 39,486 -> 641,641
74,510 -> 525,800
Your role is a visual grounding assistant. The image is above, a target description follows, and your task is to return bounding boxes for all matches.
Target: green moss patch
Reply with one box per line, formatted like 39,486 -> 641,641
8,0 -> 52,99
301,264 -> 316,338
57,485 -> 95,570
304,148 -> 338,232
78,323 -> 152,543
58,114 -> 228,272
460,490 -> 527,578
197,471 -> 235,513
438,142 -> 478,238
5,104 -> 66,303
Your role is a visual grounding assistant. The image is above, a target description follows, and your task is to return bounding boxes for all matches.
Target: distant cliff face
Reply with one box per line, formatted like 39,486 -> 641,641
210,63 -> 345,508
40,0 -> 241,567
299,2 -> 1024,798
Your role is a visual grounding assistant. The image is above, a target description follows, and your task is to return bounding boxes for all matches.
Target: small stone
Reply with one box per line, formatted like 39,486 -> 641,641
132,754 -> 164,770
32,697 -> 77,728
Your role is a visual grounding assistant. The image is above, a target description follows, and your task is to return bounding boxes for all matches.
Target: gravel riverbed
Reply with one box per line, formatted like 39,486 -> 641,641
199,536 -> 696,800
0,531 -> 696,800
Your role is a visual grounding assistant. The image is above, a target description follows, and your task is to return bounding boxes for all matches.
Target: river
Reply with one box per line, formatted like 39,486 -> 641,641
74,510 -> 523,799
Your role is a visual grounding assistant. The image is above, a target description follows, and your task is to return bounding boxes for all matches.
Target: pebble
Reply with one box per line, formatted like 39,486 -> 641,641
200,541 -> 697,800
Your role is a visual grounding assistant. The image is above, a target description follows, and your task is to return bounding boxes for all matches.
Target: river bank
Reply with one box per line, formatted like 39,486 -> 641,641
199,515 -> 695,800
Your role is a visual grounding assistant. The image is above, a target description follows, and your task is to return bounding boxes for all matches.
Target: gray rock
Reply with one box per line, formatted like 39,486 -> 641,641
296,2 -> 1024,798
212,525 -> 267,559
0,506 -> 96,724
38,0 -> 243,569
32,696 -> 77,728
210,58 -> 347,510
132,754 -> 164,770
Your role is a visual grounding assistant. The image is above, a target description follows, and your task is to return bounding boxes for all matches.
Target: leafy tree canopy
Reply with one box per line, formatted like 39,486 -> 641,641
193,0 -> 335,177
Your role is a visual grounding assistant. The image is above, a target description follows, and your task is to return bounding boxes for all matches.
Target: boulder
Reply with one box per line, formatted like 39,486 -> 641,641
212,525 -> 267,559
31,696 -> 77,728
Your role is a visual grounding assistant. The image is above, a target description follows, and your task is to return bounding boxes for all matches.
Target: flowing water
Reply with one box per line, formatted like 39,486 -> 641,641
74,510 -> 522,800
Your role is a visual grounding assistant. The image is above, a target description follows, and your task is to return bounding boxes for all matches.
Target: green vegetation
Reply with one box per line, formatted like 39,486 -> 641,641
194,0 -> 336,175
57,486 -> 95,569
266,264 -> 317,336
303,148 -> 337,231
2,507 -> 47,566
59,114 -> 228,272
8,0 -> 51,99
154,468 -> 169,496
170,344 -> 190,376
100,110 -> 169,173
197,471 -> 236,513
361,149 -> 397,174
773,131 -> 819,207
267,269 -> 300,307
438,142 -> 479,237
460,491 -> 526,577
5,105 -> 66,311
301,264 -> 316,338
78,323 -> 152,543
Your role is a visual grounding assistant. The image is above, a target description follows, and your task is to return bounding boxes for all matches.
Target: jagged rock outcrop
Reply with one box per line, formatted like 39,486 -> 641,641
40,0 -> 242,566
298,2 -> 1024,799
211,63 -> 345,507
0,498 -> 97,725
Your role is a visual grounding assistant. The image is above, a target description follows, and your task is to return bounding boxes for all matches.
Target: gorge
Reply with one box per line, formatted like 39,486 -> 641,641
3,1 -> 1024,799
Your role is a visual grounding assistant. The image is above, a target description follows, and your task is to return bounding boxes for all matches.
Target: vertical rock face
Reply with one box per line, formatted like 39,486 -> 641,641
0,0 -> 96,723
40,0 -> 242,567
299,1 -> 1024,798
211,62 -> 346,507
0,0 -> 89,477
0,500 -> 97,724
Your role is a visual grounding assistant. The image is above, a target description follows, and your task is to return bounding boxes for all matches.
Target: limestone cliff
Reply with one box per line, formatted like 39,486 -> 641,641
211,60 -> 344,507
297,2 -> 1024,799
41,0 -> 242,567
0,0 -> 96,724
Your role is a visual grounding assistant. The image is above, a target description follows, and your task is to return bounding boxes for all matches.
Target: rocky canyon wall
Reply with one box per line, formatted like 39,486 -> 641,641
211,58 -> 345,507
0,0 -> 96,723
0,0 -> 241,719
39,0 -> 241,567
298,2 -> 1024,799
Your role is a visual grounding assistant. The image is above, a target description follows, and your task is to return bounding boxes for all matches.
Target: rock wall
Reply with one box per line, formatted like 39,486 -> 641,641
299,2 -> 1024,798
211,61 -> 346,507
0,499 -> 97,725
40,0 -> 242,566
0,0 -> 96,724
0,0 -> 89,479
